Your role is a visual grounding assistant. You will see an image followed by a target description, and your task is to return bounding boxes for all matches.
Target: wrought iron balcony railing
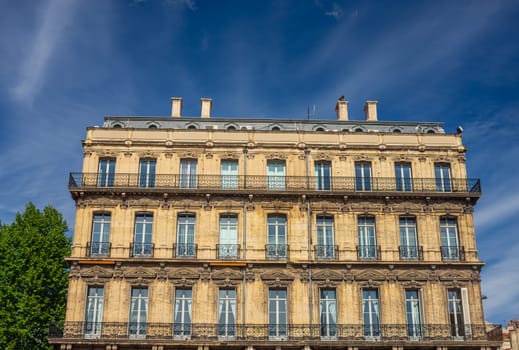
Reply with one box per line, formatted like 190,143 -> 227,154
441,246 -> 466,261
173,243 -> 197,258
49,322 -> 501,342
398,245 -> 424,261
356,245 -> 381,260
314,245 -> 338,260
69,173 -> 482,195
265,244 -> 289,259
86,241 -> 111,257
130,243 -> 154,257
217,244 -> 240,259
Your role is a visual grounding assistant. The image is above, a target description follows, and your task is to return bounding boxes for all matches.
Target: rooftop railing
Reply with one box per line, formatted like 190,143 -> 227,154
49,322 -> 501,342
69,173 -> 481,195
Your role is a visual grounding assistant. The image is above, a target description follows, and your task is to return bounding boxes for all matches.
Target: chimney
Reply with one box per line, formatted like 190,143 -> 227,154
364,100 -> 378,121
200,98 -> 212,118
171,97 -> 183,117
335,97 -> 349,120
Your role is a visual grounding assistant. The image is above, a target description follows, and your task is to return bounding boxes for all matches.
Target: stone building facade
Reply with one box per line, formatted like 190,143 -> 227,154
50,97 -> 502,350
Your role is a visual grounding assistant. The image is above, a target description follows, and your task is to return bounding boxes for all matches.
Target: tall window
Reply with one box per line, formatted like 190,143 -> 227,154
266,214 -> 287,259
84,287 -> 104,338
399,216 -> 419,260
98,159 -> 115,187
267,160 -> 286,190
358,216 -> 377,259
448,289 -> 470,338
174,288 -> 192,338
440,217 -> 460,260
221,160 -> 239,189
129,287 -> 148,338
405,290 -> 423,339
316,215 -> 335,259
355,162 -> 372,191
319,289 -> 337,338
176,214 -> 196,257
133,213 -> 153,257
315,161 -> 332,190
90,213 -> 110,257
395,162 -> 413,191
218,289 -> 236,339
139,159 -> 156,188
435,163 -> 452,192
219,215 -> 238,259
180,159 -> 198,188
268,289 -> 287,339
362,289 -> 380,338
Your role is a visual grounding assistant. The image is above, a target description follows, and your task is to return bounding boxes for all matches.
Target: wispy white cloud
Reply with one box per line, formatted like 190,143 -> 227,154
325,3 -> 344,20
9,0 -> 79,105
163,0 -> 196,11
481,240 -> 519,322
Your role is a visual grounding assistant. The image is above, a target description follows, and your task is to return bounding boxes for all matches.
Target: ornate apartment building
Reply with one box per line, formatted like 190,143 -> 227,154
50,97 -> 502,350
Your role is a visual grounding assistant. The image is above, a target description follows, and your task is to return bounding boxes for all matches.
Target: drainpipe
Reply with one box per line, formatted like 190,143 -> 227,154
243,148 -> 248,189
243,199 -> 247,260
242,266 -> 246,337
307,200 -> 313,332
305,148 -> 310,190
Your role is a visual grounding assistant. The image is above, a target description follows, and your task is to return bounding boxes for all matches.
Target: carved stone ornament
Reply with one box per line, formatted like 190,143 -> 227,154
434,156 -> 451,163
205,152 -> 214,159
355,269 -> 386,282
401,280 -> 425,288
168,268 -> 200,286
98,150 -> 117,158
312,270 -> 343,287
261,271 -> 294,287
395,155 -> 412,162
397,270 -> 429,282
211,268 -> 243,287
164,152 -> 173,158
438,270 -> 470,282
265,153 -> 288,160
123,267 -> 157,280
221,152 -> 240,160
457,155 -> 466,163
139,150 -> 157,158
80,265 -> 113,280
353,154 -> 371,161
179,151 -> 199,159
314,153 -> 332,161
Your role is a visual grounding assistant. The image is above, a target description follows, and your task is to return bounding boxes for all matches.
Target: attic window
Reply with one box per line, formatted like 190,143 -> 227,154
392,129 -> 402,133
315,127 -> 325,132
354,128 -> 364,132
187,125 -> 197,130
427,129 -> 436,134
148,125 -> 158,129
112,123 -> 122,128
271,126 -> 281,131
227,126 -> 237,130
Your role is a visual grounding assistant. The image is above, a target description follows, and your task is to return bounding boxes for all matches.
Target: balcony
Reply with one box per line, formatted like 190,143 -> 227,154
398,245 -> 424,261
50,322 -> 501,343
441,246 -> 466,261
173,243 -> 197,259
130,243 -> 154,257
86,241 -> 111,257
265,244 -> 289,260
217,244 -> 240,259
69,173 -> 481,195
314,245 -> 338,260
357,245 -> 381,260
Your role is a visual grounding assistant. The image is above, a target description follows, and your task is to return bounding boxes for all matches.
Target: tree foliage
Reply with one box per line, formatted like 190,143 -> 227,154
0,203 -> 71,349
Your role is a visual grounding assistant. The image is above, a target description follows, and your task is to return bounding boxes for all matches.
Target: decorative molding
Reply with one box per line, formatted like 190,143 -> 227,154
265,153 -> 287,160
211,268 -> 243,287
179,151 -> 199,159
314,153 -> 332,161
353,154 -> 371,161
221,152 -> 240,160
139,151 -> 157,158
205,152 -> 214,159
261,270 -> 294,287
168,268 -> 200,286
123,267 -> 157,280
312,270 -> 343,287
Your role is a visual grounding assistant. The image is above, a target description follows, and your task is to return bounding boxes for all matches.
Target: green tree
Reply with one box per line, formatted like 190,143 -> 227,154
0,203 -> 71,349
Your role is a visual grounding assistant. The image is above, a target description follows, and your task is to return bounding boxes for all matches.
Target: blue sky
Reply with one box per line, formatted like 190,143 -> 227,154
1,0 -> 518,324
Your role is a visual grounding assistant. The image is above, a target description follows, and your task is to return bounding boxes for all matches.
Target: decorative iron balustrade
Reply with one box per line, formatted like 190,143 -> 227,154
217,244 -> 240,259
87,241 -> 111,257
69,173 -> 482,194
314,245 -> 338,260
398,245 -> 424,261
130,243 -> 154,257
49,322 -> 500,342
356,245 -> 381,260
265,244 -> 289,259
441,246 -> 466,261
173,243 -> 197,258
